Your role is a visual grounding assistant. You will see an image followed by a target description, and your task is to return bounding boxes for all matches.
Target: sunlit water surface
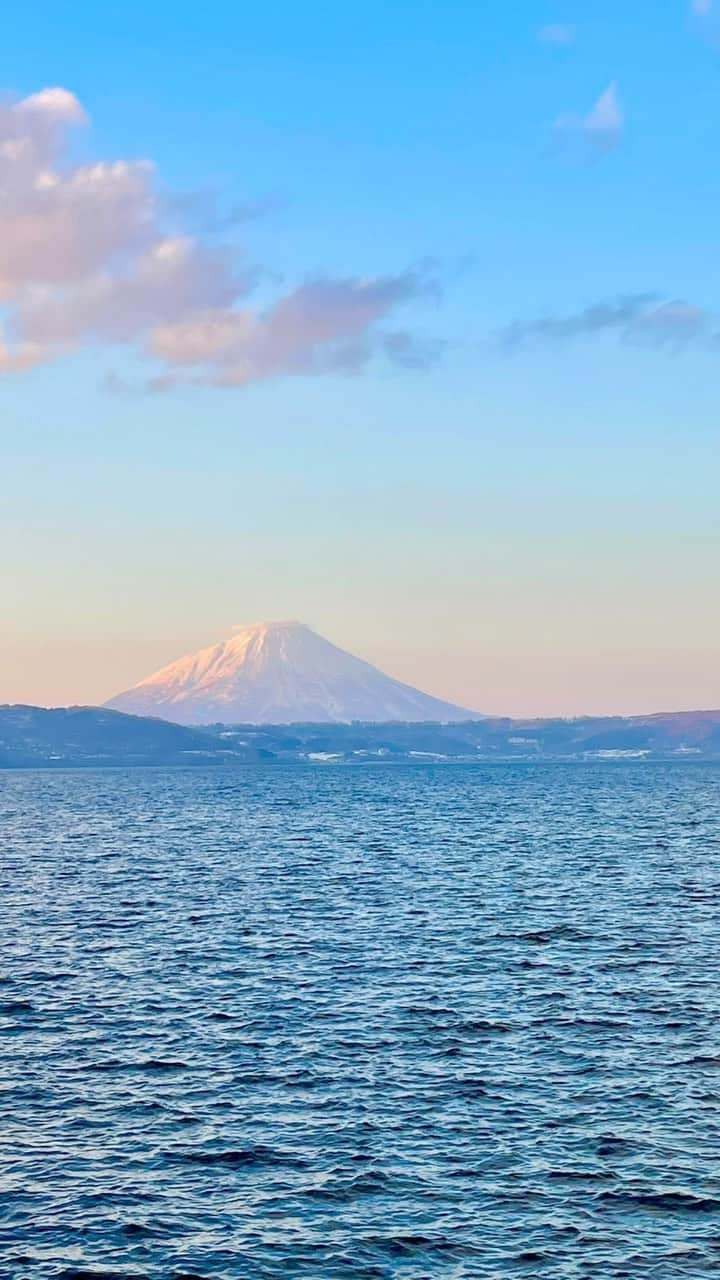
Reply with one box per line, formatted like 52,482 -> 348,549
1,763 -> 719,1278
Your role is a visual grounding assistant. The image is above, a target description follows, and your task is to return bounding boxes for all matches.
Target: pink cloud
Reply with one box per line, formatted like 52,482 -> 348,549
17,238 -> 246,344
0,87 -> 441,387
147,270 -> 437,386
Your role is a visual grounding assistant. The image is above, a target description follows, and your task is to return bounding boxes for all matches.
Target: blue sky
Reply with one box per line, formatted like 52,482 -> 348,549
1,1 -> 718,714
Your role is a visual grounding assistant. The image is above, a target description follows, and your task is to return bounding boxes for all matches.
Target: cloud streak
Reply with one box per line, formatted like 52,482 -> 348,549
555,82 -> 624,156
498,295 -> 712,351
0,87 -> 440,388
538,24 -> 576,46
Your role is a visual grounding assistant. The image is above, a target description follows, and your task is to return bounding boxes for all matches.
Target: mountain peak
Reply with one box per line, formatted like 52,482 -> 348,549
231,620 -> 305,634
107,622 -> 478,726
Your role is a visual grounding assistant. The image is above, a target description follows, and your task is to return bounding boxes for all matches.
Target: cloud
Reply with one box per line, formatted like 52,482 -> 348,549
162,186 -> 285,235
0,334 -> 51,371
17,238 -> 247,345
498,295 -> 712,351
691,1 -> 720,45
538,24 -> 576,46
555,82 -> 624,156
20,87 -> 88,125
0,87 -> 441,387
147,269 -> 439,387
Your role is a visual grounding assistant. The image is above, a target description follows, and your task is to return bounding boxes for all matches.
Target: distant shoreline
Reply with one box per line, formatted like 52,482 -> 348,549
2,703 -> 720,769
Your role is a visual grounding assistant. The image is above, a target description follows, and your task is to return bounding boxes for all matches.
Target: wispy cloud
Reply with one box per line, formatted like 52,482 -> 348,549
0,87 -> 441,388
162,187 -> 285,235
538,23 -> 576,46
555,82 -> 624,156
690,1 -> 720,46
498,295 -> 711,351
146,269 -> 440,388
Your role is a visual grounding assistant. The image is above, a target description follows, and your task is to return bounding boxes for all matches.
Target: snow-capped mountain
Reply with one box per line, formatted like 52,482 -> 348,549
106,621 -> 478,725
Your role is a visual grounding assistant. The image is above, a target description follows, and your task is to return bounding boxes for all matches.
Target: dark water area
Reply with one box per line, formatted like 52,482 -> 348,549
1,762 -> 719,1279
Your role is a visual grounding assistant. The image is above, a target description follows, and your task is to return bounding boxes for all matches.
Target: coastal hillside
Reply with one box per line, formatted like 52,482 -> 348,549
2,705 -> 720,767
203,711 -> 720,761
0,706 -> 260,768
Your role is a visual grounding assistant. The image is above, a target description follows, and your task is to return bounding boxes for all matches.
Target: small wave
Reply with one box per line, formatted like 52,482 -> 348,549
595,1136 -> 638,1158
456,1018 -> 513,1034
597,1190 -> 720,1213
499,925 -> 592,945
119,1222 -> 159,1239
80,1058 -> 190,1074
59,1270 -> 149,1279
364,1233 -> 483,1259
548,1168 -> 614,1182
173,1144 -> 308,1169
303,1170 -> 393,1202
453,1077 -> 490,1097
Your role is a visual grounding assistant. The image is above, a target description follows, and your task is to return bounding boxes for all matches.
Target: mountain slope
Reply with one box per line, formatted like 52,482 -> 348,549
106,621 -> 478,725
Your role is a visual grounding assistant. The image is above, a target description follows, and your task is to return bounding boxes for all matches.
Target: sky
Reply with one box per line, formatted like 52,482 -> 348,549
1,0 -> 719,717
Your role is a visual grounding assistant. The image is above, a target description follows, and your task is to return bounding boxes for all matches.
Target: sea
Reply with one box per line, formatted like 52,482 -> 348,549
1,762 -> 719,1279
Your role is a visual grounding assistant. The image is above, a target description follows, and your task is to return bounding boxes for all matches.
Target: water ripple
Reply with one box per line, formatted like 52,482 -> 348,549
0,762 -> 719,1277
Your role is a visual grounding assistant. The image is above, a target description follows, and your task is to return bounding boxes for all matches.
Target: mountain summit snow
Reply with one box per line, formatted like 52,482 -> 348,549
106,621 -> 478,725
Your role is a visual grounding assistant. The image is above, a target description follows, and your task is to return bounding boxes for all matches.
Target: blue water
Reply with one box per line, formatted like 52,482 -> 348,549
1,763 -> 719,1279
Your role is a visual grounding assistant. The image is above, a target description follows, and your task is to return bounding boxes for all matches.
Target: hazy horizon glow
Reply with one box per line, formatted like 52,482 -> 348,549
1,0 -> 718,718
